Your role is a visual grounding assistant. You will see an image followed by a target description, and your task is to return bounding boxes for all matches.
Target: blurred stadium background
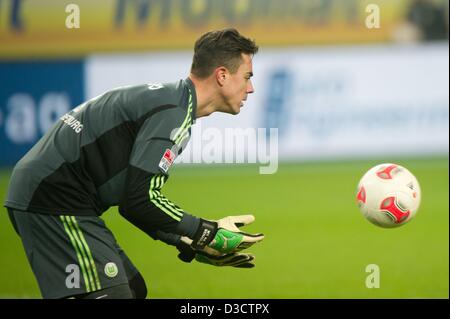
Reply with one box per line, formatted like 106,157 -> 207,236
0,0 -> 448,298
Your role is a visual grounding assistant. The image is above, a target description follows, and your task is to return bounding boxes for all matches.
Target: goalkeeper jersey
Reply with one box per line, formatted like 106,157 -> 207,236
5,78 -> 199,236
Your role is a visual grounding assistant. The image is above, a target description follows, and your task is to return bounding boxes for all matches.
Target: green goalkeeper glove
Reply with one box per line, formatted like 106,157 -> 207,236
177,236 -> 255,268
191,215 -> 264,254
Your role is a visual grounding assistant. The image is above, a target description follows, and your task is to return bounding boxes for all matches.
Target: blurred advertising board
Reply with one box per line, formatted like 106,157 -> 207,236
1,0 -> 413,58
255,44 -> 449,160
0,60 -> 85,165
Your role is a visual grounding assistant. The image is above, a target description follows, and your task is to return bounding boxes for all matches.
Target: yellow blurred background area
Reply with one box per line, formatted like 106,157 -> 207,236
0,0 -> 441,58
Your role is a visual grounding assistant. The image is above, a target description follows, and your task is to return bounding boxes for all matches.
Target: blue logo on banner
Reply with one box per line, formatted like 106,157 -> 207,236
261,69 -> 292,138
0,60 -> 84,165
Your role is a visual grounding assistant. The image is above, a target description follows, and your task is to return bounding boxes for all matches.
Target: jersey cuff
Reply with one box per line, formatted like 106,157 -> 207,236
153,230 -> 181,246
175,213 -> 200,238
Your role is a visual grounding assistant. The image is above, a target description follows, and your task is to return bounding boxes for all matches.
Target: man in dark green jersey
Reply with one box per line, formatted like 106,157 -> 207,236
4,28 -> 264,299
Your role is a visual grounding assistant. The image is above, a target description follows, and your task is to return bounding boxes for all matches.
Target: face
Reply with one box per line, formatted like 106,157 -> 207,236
218,53 -> 255,115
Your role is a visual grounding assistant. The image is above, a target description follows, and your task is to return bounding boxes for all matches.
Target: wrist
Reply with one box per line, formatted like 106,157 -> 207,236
191,218 -> 218,250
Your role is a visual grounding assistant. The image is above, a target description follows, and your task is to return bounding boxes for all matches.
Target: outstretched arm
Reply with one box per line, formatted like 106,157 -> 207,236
119,166 -> 200,239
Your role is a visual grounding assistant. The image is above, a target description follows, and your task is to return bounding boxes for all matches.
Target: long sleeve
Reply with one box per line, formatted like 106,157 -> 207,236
119,166 -> 199,238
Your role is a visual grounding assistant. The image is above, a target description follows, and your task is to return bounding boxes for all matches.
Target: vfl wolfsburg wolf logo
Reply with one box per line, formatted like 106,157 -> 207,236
104,262 -> 118,278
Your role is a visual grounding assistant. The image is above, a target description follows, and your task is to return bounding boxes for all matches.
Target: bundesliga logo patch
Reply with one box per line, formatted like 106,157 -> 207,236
159,148 -> 176,173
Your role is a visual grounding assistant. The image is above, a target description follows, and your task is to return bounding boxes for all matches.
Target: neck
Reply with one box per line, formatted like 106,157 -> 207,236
189,74 -> 219,118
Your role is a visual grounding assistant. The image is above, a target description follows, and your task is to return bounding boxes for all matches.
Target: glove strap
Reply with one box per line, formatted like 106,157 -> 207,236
191,219 -> 218,250
176,240 -> 196,263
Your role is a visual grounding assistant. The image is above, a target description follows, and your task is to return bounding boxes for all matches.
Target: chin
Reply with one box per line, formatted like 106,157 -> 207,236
231,108 -> 240,115
222,107 -> 240,115
220,104 -> 241,115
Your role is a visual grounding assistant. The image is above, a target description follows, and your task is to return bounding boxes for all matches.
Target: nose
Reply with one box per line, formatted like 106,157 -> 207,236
247,80 -> 255,94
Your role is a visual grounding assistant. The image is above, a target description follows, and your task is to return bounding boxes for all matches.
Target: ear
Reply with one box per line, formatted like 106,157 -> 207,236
215,67 -> 228,86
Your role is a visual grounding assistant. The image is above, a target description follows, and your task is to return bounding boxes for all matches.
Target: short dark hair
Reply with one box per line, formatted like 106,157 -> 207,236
190,28 -> 259,79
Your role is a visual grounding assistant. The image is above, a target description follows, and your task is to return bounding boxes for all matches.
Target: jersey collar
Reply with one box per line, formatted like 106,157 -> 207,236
184,77 -> 197,121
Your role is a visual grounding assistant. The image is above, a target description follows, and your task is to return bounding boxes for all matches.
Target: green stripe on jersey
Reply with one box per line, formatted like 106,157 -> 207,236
174,90 -> 193,145
149,175 -> 183,221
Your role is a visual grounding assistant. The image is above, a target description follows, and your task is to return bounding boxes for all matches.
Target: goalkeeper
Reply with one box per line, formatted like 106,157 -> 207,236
4,28 -> 263,299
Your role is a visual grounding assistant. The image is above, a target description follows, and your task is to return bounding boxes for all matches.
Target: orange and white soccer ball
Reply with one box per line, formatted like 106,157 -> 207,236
356,164 -> 421,228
